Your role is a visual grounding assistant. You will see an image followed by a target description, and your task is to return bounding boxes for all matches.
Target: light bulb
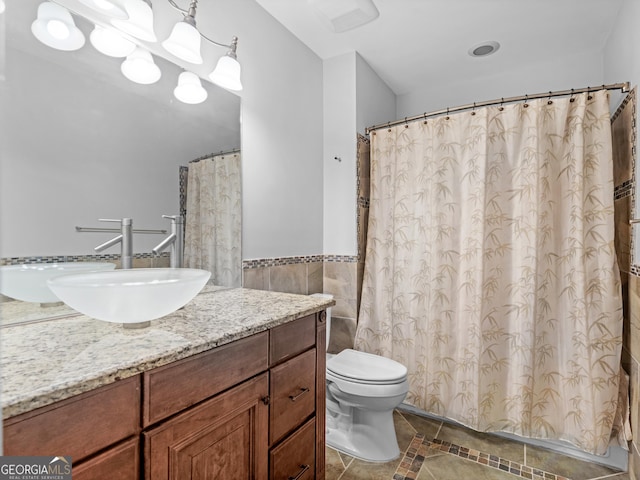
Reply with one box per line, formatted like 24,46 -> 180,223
162,21 -> 203,64
47,19 -> 70,39
121,47 -> 161,84
111,0 -> 157,42
90,25 -> 136,57
0,0 -> 6,14
78,0 -> 128,19
174,72 -> 207,104
32,2 -> 85,51
209,54 -> 242,91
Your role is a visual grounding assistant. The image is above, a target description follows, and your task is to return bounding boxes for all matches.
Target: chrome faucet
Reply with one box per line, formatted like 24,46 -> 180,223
94,218 -> 133,269
152,215 -> 184,268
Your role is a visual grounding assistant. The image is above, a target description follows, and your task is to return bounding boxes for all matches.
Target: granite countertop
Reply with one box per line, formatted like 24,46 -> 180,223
1,286 -> 335,419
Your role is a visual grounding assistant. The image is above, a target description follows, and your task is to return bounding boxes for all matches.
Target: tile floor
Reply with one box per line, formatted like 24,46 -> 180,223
325,408 -> 631,480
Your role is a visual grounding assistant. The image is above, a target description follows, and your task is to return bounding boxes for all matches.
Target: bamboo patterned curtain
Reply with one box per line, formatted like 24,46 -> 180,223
355,90 -> 624,454
184,153 -> 242,287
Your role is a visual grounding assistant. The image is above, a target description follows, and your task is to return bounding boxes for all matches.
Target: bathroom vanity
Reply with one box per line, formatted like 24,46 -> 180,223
1,286 -> 333,479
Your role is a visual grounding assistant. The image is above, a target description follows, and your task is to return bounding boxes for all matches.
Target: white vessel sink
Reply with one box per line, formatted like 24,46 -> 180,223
0,262 -> 116,304
47,268 -> 211,325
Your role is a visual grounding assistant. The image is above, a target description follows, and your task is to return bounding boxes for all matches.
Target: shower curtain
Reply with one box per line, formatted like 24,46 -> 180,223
184,153 -> 241,287
354,90 -> 624,455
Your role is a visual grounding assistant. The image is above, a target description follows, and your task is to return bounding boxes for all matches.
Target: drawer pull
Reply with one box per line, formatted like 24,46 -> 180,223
288,387 -> 310,402
288,464 -> 309,480
261,396 -> 270,405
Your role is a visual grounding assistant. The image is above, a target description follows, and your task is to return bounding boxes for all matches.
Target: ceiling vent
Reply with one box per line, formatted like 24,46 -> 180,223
468,41 -> 501,57
308,0 -> 379,33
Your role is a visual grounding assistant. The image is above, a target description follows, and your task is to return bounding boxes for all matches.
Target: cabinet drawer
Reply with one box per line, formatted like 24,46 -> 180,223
270,348 -> 316,445
144,331 -> 268,426
270,314 -> 316,366
73,437 -> 139,480
3,375 -> 140,462
270,417 -> 315,480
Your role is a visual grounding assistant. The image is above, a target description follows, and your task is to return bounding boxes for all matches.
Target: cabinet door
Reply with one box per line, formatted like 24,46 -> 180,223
72,438 -> 139,480
145,373 -> 269,480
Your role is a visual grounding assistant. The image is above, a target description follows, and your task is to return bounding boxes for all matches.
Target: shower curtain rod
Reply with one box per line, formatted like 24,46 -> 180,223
365,82 -> 630,135
189,148 -> 241,163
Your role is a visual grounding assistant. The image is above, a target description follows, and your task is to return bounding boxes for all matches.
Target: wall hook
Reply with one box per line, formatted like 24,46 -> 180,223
334,156 -> 342,162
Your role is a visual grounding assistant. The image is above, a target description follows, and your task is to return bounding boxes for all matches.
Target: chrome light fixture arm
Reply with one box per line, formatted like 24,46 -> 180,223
166,0 -> 237,49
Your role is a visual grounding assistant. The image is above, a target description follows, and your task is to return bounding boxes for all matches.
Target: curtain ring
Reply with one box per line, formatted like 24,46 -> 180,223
587,86 -> 593,101
404,117 -> 409,128
570,88 -> 575,103
423,112 -> 428,125
471,102 -> 476,116
499,98 -> 504,111
523,94 -> 529,108
387,121 -> 391,132
547,91 -> 553,105
446,107 -> 450,120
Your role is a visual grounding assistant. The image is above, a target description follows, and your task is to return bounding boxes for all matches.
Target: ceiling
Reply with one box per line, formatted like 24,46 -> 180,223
255,0 -> 624,96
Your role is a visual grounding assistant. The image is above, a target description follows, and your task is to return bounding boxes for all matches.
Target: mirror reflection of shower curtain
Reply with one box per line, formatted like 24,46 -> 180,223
184,153 -> 241,287
355,90 -> 624,455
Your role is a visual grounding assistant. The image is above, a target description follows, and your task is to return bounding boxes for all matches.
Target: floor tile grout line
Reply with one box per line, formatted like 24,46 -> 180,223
392,434 -> 575,480
587,474 -> 629,480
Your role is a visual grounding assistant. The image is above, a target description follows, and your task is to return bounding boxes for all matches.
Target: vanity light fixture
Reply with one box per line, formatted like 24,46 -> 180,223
208,36 -> 242,91
90,24 -> 136,57
78,0 -> 128,19
121,47 -> 161,84
174,71 -> 208,104
31,2 -> 86,51
165,0 -> 243,90
111,0 -> 157,42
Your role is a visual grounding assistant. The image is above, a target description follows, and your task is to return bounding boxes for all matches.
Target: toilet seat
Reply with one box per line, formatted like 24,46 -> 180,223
327,349 -> 407,384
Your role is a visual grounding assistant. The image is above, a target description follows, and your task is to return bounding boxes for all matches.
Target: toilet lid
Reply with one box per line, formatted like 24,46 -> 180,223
327,349 -> 407,383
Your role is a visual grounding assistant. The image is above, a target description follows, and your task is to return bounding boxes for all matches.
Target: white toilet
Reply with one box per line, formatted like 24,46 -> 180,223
312,294 -> 409,463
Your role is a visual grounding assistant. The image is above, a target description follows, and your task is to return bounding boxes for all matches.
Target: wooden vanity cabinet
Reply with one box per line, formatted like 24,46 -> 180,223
3,311 -> 327,480
3,375 -> 141,476
145,312 -> 324,480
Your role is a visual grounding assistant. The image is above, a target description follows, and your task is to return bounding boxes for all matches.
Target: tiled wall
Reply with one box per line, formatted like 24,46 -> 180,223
612,88 -> 639,478
0,253 -> 170,269
242,255 -> 358,353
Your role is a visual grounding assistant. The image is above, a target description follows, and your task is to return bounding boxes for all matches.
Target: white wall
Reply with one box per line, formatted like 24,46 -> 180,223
604,0 -> 640,259
323,53 -> 357,256
396,50 -> 605,119
236,0 -> 324,260
355,53 -> 396,136
322,52 -> 395,256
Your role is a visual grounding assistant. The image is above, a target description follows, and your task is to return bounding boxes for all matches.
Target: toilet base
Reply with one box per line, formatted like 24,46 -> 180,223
325,407 -> 401,463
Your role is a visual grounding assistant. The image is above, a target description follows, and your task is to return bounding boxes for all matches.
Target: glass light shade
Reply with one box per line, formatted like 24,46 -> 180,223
90,25 -> 136,57
121,48 -> 161,84
174,72 -> 207,104
31,2 -> 85,51
111,0 -> 156,42
0,0 -> 6,14
162,21 -> 203,64
78,0 -> 128,19
208,55 -> 242,91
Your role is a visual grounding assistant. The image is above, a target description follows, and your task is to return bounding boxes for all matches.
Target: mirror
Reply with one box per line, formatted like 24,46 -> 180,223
0,0 -> 242,324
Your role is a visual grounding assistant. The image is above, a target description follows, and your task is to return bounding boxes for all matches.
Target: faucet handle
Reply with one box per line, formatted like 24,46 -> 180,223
162,215 -> 184,223
99,218 -> 133,225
